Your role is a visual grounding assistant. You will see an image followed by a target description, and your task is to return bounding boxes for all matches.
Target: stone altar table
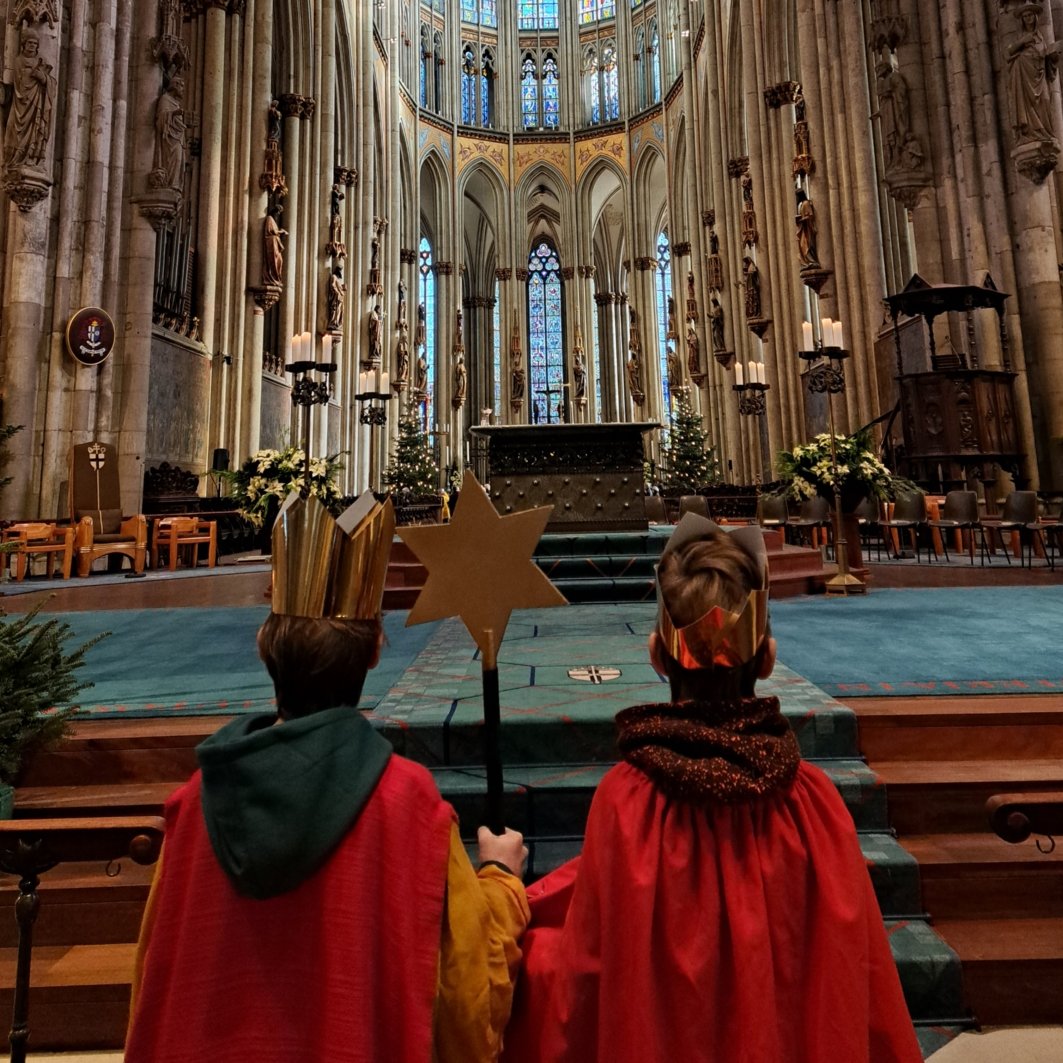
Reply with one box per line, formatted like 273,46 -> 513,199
470,423 -> 659,532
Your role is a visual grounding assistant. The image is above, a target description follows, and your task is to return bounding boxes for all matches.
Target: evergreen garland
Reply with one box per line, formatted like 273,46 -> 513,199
0,423 -> 21,492
0,603 -> 107,784
383,411 -> 440,498
660,389 -> 720,494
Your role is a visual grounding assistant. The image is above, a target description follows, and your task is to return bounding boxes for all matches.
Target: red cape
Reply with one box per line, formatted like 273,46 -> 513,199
503,762 -> 922,1063
127,756 -> 454,1063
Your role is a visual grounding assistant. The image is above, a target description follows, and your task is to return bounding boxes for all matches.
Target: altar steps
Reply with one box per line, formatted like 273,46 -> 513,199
843,694 -> 1063,1026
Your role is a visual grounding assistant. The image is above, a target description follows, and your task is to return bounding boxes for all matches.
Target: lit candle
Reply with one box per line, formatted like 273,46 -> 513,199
802,322 -> 814,352
833,321 -> 844,350
358,370 -> 368,395
321,333 -> 331,362
380,371 -> 390,394
735,362 -> 745,386
821,317 -> 832,347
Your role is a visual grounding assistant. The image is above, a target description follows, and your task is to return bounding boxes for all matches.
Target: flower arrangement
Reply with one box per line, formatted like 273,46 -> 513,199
220,446 -> 343,530
776,429 -> 903,508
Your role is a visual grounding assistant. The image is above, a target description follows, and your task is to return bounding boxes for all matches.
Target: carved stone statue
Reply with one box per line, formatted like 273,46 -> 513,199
686,323 -> 702,377
741,171 -> 753,207
510,324 -> 525,401
149,75 -> 186,190
572,351 -> 587,400
626,352 -> 644,403
452,355 -> 467,406
415,352 -> 429,393
875,57 -> 911,169
708,294 -> 726,351
262,205 -> 287,286
667,296 -> 678,336
666,346 -> 681,390
416,302 -> 426,347
160,0 -> 181,39
397,278 -> 408,328
367,303 -> 382,363
1007,6 -> 1060,146
370,234 -> 381,272
396,331 -> 410,386
628,308 -> 642,356
327,182 -> 346,259
743,257 -> 762,319
686,271 -> 699,321
268,97 -> 282,145
326,266 -> 346,332
5,31 -> 55,170
795,189 -> 820,268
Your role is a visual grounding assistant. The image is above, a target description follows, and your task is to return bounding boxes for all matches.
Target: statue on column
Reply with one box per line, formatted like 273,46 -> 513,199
397,278 -> 408,329
326,182 -> 346,259
708,294 -> 726,352
572,350 -> 587,402
686,323 -> 704,379
149,75 -> 186,191
875,57 -> 911,169
366,303 -> 382,364
5,30 -> 55,170
416,302 -> 426,348
795,188 -> 820,268
452,355 -> 467,408
326,266 -> 346,333
510,321 -> 526,404
395,330 -> 410,389
262,202 -> 287,287
415,351 -> 429,395
1006,4 -> 1060,147
743,257 -> 762,320
666,345 -> 681,391
686,271 -> 699,322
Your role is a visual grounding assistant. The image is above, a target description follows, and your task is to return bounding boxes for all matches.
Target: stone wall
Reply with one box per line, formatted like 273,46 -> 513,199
146,332 -> 211,475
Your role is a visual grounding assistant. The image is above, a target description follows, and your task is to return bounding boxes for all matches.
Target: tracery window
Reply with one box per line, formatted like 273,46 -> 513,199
632,27 -> 645,110
521,52 -> 558,130
650,22 -> 661,104
602,42 -> 620,120
527,240 -> 564,424
419,235 -> 437,426
521,54 -> 539,129
493,282 -> 502,414
542,54 -> 560,129
461,45 -> 477,125
584,47 -> 600,124
420,25 -> 431,108
461,0 -> 497,26
579,0 -> 616,22
655,229 -> 674,413
433,31 -> 444,114
585,42 -> 619,124
519,0 -> 558,29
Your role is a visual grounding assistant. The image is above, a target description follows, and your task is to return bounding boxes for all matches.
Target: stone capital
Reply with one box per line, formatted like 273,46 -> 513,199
495,267 -> 512,280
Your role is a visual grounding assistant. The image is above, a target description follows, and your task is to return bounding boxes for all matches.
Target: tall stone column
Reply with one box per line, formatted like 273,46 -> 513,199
595,291 -> 615,421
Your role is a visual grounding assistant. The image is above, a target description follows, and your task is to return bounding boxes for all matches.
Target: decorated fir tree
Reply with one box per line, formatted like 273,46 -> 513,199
660,389 -> 719,493
0,423 -> 22,493
383,411 -> 440,498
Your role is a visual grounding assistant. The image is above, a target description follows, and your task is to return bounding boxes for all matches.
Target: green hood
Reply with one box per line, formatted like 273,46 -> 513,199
196,705 -> 392,899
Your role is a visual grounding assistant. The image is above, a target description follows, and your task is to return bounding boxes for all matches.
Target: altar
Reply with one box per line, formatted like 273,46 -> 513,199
469,422 -> 659,532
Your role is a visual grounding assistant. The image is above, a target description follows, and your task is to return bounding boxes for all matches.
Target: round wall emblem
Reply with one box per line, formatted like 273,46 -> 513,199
568,666 -> 622,684
65,307 -> 115,367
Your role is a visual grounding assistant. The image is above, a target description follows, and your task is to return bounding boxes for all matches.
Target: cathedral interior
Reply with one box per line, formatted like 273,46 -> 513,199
2,0 -> 1063,518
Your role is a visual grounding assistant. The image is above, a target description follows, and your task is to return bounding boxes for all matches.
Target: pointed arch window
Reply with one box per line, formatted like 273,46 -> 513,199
461,45 -> 477,124
580,0 -> 616,21
493,283 -> 502,414
462,0 -> 497,26
521,54 -> 539,129
481,49 -> 494,126
519,0 -> 558,30
419,235 -> 437,425
632,27 -> 646,110
602,43 -> 620,121
542,54 -> 560,129
650,21 -> 662,103
584,47 -> 600,124
433,31 -> 444,114
655,229 -> 674,413
527,241 -> 564,424
420,25 -> 432,108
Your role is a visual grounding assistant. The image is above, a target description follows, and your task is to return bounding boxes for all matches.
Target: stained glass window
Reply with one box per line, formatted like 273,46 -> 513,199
542,55 -> 560,129
519,0 -> 558,30
650,23 -> 661,103
527,241 -> 564,424
419,235 -> 436,426
462,0 -> 497,26
521,55 -> 539,129
433,0 -> 444,10
584,48 -> 600,124
433,32 -> 443,113
481,49 -> 493,126
461,46 -> 477,125
602,43 -> 620,121
656,230 -> 674,413
420,26 -> 431,108
481,0 -> 497,27
461,0 -> 476,20
493,282 -> 501,415
580,0 -> 615,21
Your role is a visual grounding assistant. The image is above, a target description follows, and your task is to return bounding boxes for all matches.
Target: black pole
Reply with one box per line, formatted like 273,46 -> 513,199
481,630 -> 505,835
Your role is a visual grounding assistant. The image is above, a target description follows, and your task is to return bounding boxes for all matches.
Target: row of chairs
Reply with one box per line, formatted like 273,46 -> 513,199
756,490 -> 1056,569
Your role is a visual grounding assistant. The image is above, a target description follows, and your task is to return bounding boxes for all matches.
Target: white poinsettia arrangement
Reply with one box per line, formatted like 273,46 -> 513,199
776,430 -> 903,506
221,445 -> 343,529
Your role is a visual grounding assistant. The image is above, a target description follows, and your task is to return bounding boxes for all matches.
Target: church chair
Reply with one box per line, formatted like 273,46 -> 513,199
880,489 -> 929,562
786,495 -> 831,552
853,497 -> 886,562
1,522 -> 75,581
69,441 -> 148,577
756,493 -> 790,539
644,494 -> 668,524
927,490 -> 981,565
678,495 -> 710,520
979,490 -> 1053,570
152,515 -> 218,570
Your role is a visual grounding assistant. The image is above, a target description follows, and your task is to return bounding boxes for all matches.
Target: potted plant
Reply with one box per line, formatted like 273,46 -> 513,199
220,445 -> 343,548
0,603 -> 105,816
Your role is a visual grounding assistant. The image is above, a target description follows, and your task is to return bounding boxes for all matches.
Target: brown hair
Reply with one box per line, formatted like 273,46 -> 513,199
257,614 -> 381,719
656,527 -> 769,699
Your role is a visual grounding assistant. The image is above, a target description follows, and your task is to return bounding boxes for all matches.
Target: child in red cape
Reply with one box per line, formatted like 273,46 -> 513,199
503,515 -> 923,1063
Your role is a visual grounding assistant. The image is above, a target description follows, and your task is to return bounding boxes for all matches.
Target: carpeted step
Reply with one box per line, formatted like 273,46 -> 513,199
886,918 -> 966,1022
536,554 -> 658,581
929,916 -> 1063,1025
551,576 -> 657,603
901,832 -> 1063,920
846,695 -> 1063,763
872,759 -> 1063,834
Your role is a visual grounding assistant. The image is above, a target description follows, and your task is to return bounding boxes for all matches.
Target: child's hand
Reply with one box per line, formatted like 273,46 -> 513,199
477,826 -> 528,877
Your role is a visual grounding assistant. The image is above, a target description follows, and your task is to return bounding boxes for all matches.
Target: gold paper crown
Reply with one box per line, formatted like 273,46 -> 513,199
271,492 -> 395,619
655,515 -> 769,670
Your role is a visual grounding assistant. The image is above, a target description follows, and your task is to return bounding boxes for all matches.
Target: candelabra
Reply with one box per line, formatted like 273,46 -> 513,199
286,356 -> 337,496
797,339 -> 865,596
356,369 -> 392,491
732,380 -> 769,417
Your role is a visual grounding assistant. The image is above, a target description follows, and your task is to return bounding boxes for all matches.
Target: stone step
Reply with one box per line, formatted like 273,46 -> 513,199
873,759 -> 1063,834
929,917 -> 1063,1025
847,696 -> 1063,763
901,832 -> 1063,920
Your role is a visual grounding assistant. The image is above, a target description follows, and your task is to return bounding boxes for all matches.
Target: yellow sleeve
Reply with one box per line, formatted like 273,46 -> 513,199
128,844 -> 165,1033
434,823 -> 531,1063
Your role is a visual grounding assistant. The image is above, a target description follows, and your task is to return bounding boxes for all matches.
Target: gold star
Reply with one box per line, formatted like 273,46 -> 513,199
398,470 -> 566,659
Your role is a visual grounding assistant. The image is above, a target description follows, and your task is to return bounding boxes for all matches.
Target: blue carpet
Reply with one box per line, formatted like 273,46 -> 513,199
40,607 -> 436,718
773,586 -> 1063,696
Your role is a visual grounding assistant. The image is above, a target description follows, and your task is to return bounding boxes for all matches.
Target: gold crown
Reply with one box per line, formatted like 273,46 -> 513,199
271,492 -> 395,619
655,515 -> 769,670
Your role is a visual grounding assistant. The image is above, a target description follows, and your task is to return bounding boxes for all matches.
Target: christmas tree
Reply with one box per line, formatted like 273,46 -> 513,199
660,389 -> 719,493
383,410 -> 440,498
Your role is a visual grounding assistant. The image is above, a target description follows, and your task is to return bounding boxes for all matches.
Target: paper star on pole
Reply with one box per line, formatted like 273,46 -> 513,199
397,470 -> 567,658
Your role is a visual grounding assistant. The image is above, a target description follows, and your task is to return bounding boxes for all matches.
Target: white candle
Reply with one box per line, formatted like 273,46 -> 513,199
755,362 -> 763,385
735,362 -> 745,386
380,372 -> 390,394
302,331 -> 312,361
749,362 -> 758,385
802,322 -> 814,351
821,317 -> 832,347
358,370 -> 368,395
833,321 -> 844,350
321,334 -> 331,362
